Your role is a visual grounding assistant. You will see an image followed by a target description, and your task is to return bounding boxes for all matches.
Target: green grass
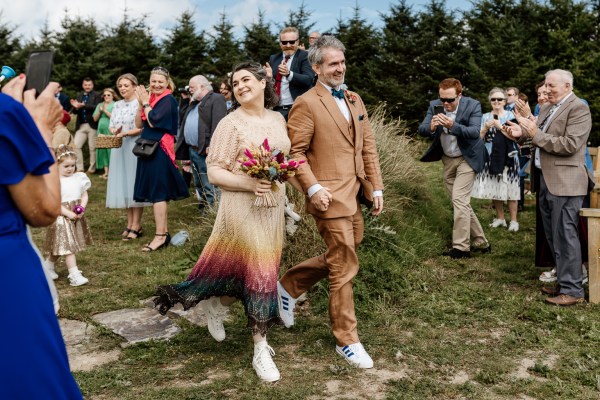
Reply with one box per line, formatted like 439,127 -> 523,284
31,112 -> 600,399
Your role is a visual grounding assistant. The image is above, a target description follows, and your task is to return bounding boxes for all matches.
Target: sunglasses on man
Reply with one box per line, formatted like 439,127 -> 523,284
439,98 -> 456,103
280,39 -> 298,45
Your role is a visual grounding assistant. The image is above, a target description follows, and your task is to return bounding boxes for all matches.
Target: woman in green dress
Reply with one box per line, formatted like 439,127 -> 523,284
93,88 -> 120,179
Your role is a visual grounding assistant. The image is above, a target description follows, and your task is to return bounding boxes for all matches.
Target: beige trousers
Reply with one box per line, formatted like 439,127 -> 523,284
442,155 -> 487,251
74,123 -> 97,172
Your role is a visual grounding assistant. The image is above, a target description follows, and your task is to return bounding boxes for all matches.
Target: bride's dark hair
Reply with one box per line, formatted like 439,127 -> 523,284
228,62 -> 279,112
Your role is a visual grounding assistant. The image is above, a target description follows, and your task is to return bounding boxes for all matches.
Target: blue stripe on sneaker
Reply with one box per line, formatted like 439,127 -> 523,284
342,346 -> 354,357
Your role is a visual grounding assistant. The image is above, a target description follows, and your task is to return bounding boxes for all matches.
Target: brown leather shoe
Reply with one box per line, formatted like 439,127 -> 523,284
545,294 -> 586,306
540,285 -> 560,296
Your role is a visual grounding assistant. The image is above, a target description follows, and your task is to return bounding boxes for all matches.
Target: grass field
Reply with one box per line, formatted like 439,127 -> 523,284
31,108 -> 600,399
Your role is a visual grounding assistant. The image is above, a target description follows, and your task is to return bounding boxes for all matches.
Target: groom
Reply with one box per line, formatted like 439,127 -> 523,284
277,35 -> 384,369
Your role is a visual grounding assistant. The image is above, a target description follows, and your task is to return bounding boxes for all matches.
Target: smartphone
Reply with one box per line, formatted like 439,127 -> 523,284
434,105 -> 445,115
493,114 -> 499,120
25,50 -> 54,96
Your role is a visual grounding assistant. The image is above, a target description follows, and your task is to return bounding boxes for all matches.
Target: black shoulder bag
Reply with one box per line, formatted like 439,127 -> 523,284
132,137 -> 159,158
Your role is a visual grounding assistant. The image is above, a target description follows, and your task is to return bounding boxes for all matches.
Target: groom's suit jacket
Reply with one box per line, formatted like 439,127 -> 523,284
532,93 -> 592,197
288,82 -> 383,219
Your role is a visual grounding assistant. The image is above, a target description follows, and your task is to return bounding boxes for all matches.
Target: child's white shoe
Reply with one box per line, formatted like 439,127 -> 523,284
68,269 -> 89,286
43,260 -> 58,280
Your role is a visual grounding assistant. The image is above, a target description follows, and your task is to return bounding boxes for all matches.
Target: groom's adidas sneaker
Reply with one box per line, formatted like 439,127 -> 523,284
277,281 -> 297,328
336,342 -> 374,369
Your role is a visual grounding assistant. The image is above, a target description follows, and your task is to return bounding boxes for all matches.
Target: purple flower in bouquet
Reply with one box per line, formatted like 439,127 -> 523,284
237,137 -> 305,207
73,205 -> 85,215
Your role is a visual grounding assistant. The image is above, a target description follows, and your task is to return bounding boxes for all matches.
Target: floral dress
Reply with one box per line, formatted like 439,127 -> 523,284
472,111 -> 520,201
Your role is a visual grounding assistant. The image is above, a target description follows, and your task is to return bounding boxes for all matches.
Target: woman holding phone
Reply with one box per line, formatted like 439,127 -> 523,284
1,75 -> 83,399
472,87 -> 520,232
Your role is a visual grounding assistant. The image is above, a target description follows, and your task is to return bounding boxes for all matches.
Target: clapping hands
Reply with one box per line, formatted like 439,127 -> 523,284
135,85 -> 150,106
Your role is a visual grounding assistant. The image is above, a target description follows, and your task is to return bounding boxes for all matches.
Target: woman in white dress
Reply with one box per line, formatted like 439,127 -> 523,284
472,87 -> 520,232
106,73 -> 150,240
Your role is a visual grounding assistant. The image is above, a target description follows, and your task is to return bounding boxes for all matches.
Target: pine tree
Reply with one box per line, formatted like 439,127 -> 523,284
334,5 -> 382,105
53,13 -> 102,91
0,13 -> 23,71
207,13 -> 243,80
243,10 -> 278,65
159,10 -> 209,88
379,0 -> 422,119
281,1 -> 316,48
94,10 -> 159,90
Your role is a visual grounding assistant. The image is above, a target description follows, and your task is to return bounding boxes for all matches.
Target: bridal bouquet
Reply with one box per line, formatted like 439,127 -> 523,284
238,138 -> 304,207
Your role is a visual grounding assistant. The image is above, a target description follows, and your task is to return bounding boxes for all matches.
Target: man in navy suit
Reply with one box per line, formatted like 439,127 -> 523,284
265,26 -> 315,120
418,78 -> 490,259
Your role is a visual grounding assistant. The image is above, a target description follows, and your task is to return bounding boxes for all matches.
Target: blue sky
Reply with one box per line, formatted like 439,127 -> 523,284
6,0 -> 472,42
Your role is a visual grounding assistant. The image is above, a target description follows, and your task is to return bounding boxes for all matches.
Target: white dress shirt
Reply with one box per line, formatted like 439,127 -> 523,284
440,103 -> 462,157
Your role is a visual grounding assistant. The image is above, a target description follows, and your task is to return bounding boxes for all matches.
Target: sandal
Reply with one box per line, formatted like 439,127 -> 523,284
142,232 -> 171,252
121,228 -> 131,238
123,228 -> 143,241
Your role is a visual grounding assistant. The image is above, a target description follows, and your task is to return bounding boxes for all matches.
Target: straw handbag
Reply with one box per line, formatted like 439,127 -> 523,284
96,134 -> 122,149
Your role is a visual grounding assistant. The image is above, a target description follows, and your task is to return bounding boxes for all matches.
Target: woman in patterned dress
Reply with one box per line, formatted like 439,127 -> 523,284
154,62 -> 298,383
472,87 -> 520,232
105,74 -> 149,240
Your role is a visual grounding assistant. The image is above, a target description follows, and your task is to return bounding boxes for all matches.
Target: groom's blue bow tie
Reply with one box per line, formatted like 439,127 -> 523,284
331,88 -> 344,99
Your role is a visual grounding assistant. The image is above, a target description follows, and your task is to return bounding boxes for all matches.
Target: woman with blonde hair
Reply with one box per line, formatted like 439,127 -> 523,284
133,67 -> 189,251
106,74 -> 150,240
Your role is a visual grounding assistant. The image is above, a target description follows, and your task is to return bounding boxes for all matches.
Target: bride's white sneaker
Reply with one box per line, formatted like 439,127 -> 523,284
203,297 -> 228,342
253,341 -> 280,382
336,342 -> 374,369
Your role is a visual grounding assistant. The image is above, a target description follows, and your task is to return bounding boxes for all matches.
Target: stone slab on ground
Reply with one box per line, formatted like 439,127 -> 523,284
167,302 -> 208,327
141,296 -> 211,327
59,319 -> 121,372
92,308 -> 181,346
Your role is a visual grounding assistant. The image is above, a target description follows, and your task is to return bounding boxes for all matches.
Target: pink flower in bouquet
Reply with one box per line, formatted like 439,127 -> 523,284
237,138 -> 305,207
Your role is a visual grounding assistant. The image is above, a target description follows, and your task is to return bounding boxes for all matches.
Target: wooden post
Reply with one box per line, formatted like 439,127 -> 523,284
580,208 -> 600,304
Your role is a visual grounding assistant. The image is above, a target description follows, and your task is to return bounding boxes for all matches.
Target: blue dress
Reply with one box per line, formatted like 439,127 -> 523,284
133,94 -> 189,203
0,93 -> 82,399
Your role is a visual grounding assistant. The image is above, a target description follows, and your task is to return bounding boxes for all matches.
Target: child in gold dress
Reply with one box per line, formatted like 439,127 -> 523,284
43,145 -> 92,286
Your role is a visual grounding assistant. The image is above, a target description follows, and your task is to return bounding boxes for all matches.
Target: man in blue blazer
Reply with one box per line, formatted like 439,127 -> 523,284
418,78 -> 490,259
266,26 -> 315,120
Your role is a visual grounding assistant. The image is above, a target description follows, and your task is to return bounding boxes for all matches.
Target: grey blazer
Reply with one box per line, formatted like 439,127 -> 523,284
532,93 -> 593,196
175,91 -> 227,159
418,96 -> 487,173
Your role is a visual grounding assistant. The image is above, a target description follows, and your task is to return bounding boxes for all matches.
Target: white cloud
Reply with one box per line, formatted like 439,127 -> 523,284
4,0 -> 196,42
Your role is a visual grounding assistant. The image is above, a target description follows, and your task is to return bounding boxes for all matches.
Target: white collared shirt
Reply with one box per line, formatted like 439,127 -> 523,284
318,81 -> 350,122
279,53 -> 295,106
440,102 -> 462,157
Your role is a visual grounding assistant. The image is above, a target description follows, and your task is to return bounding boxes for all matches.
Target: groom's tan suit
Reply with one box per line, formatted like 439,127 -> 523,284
279,82 -> 383,345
